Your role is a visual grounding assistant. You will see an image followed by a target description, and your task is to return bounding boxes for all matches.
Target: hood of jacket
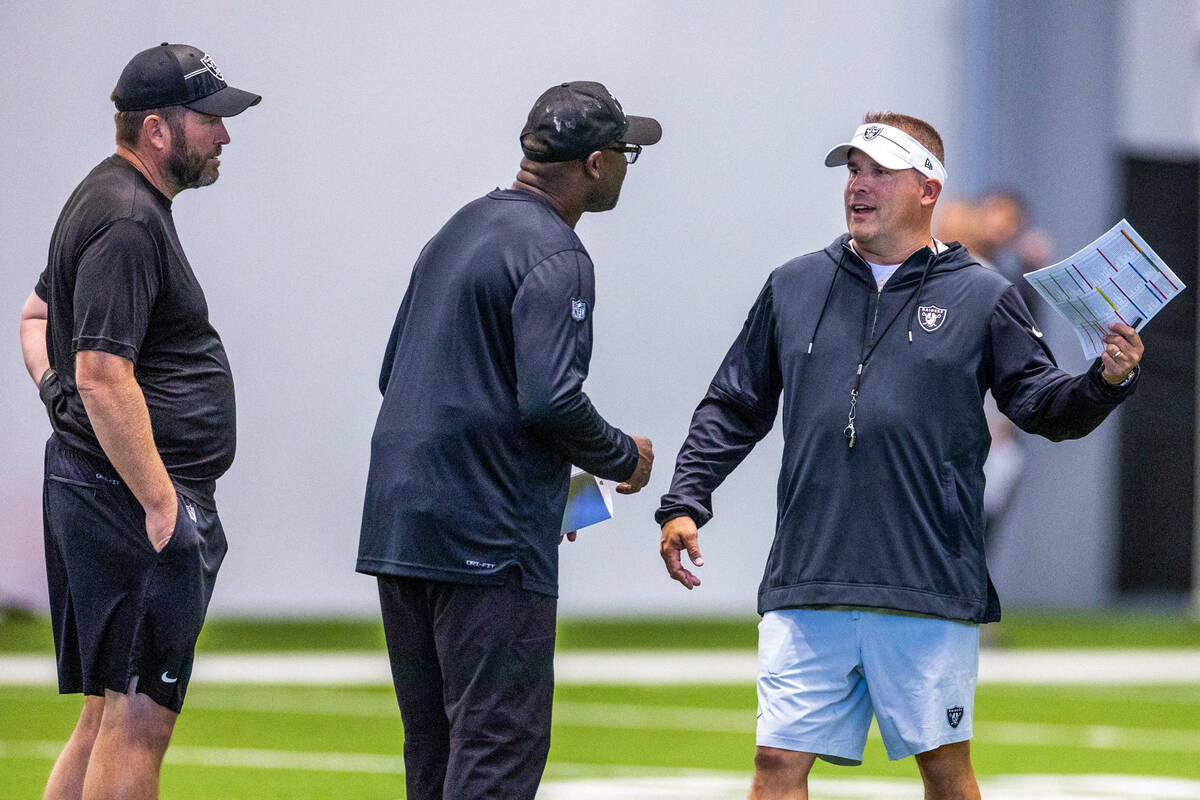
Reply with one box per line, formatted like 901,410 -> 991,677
822,233 -> 981,289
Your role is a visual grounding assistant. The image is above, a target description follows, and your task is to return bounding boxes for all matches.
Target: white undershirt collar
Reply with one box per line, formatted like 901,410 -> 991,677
854,239 -> 945,291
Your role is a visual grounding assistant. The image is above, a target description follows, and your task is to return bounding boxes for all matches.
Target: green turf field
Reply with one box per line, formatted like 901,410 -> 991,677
3,682 -> 1198,797
2,610 -> 1198,653
2,614 -> 1198,797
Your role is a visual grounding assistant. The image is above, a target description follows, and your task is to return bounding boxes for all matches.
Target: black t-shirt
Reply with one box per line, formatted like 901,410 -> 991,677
357,189 -> 639,596
35,155 -> 235,506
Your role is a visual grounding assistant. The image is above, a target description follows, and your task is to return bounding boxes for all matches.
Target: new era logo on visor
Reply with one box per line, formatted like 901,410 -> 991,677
925,157 -> 933,170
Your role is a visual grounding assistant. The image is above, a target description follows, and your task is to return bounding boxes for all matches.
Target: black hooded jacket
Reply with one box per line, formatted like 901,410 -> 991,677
657,234 -> 1135,622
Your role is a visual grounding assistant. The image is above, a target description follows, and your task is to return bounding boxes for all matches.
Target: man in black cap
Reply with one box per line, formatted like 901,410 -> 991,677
358,81 -> 660,799
18,43 -> 259,800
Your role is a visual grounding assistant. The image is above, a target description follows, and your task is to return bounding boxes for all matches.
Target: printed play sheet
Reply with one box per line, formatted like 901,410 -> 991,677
1023,219 -> 1185,358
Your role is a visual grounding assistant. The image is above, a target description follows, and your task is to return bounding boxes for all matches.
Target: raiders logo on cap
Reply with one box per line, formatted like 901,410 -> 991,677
863,125 -> 883,140
200,54 -> 223,80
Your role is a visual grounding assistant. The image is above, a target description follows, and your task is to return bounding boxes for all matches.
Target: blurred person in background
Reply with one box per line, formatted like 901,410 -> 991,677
935,191 -> 1056,559
943,189 -> 1052,321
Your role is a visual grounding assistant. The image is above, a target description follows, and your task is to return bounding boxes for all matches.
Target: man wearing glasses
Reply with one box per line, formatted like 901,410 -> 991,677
358,81 -> 659,799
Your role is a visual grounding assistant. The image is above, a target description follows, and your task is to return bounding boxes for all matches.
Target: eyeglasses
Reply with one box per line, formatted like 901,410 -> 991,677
602,143 -> 642,164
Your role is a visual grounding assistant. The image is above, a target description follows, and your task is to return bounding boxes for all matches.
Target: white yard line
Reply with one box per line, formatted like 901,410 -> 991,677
2,739 -> 1198,799
539,774 -> 1200,800
4,648 -> 1200,686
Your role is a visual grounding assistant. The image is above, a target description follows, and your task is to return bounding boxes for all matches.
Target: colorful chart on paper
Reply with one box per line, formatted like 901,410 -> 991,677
1023,219 -> 1185,358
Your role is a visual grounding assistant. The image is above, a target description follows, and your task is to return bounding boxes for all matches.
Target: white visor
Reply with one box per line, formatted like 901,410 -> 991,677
825,123 -> 947,184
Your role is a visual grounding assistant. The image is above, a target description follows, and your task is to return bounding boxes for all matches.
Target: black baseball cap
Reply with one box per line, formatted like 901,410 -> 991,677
520,81 -> 661,163
113,43 -> 261,117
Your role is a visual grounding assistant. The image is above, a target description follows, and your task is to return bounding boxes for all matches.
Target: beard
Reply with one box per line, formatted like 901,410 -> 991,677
587,186 -> 621,212
584,176 -> 623,212
165,118 -> 219,190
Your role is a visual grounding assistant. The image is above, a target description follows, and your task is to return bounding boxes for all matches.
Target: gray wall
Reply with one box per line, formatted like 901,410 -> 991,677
1,1 -> 1189,617
963,0 -> 1200,609
957,0 -> 1122,608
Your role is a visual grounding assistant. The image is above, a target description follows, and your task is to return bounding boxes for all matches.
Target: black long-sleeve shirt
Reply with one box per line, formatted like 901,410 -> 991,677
657,236 -> 1136,622
358,189 -> 639,596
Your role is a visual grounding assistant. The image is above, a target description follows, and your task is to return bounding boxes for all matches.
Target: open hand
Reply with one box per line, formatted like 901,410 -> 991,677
660,515 -> 703,590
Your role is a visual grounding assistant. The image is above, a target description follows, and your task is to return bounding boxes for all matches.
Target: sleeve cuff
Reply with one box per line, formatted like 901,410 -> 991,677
1089,359 -> 1138,396
654,504 -> 708,528
72,336 -> 139,363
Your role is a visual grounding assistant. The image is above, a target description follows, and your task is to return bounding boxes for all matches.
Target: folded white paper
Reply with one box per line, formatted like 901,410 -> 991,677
561,468 -> 614,534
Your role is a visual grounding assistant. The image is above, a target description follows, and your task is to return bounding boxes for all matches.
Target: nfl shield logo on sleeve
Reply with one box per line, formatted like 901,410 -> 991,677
918,305 -> 947,332
571,298 -> 588,322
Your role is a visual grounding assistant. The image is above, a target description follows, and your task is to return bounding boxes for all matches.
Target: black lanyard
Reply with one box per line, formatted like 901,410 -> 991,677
842,245 -> 937,448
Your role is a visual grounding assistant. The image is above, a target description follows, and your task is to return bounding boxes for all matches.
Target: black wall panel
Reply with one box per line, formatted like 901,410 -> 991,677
1117,155 -> 1198,595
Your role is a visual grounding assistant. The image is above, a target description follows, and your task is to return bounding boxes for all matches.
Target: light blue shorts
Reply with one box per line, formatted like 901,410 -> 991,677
756,607 -> 978,764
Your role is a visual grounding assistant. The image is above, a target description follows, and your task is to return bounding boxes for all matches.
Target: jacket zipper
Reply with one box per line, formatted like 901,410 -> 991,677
842,245 -> 937,448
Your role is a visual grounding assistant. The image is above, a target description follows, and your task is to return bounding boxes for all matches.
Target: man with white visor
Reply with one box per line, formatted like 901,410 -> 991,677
657,111 -> 1144,798
826,119 -> 949,184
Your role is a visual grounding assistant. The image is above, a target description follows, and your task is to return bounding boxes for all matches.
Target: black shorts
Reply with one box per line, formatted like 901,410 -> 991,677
378,571 -> 557,800
42,434 -> 227,713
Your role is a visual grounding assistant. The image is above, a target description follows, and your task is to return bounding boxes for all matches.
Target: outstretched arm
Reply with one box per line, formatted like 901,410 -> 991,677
513,250 -> 644,482
990,287 -> 1140,439
656,277 -> 782,588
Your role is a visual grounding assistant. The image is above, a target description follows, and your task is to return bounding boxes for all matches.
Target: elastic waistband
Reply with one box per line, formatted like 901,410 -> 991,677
48,433 -> 217,511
